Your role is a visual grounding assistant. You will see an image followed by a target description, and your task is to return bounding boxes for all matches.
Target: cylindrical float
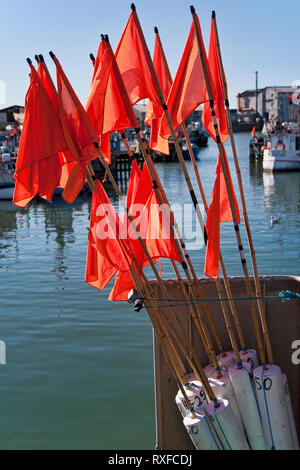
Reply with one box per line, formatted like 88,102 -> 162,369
203,364 -> 214,377
240,349 -> 259,371
253,365 -> 294,450
183,411 -> 223,450
206,399 -> 249,450
282,373 -> 299,449
175,381 -> 209,418
208,372 -> 244,433
217,351 -> 236,372
229,363 -> 267,450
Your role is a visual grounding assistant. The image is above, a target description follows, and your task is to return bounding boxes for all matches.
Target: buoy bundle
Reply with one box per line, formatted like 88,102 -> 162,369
13,1 -> 300,451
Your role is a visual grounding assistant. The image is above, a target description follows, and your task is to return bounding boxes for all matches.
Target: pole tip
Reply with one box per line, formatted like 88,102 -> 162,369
34,54 -> 39,63
154,26 -> 158,34
212,10 -> 216,19
101,34 -> 104,40
39,54 -> 44,63
190,5 -> 195,14
26,58 -> 32,65
49,51 -> 55,59
89,53 -> 95,61
131,3 -> 136,11
104,34 -> 109,43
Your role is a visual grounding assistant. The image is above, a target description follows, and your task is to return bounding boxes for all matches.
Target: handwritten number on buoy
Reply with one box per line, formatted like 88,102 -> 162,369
255,376 -> 273,391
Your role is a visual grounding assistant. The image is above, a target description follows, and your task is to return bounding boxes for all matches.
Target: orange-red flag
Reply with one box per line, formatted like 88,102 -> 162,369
13,64 -> 67,207
160,14 -> 215,138
145,34 -> 171,155
53,54 -> 98,202
202,17 -> 228,143
204,147 -> 240,279
37,60 -> 77,189
115,10 -> 161,107
85,180 -> 133,291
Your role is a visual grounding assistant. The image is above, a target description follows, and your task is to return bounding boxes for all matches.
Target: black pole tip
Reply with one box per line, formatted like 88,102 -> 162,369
190,5 -> 195,14
34,54 -> 39,63
212,10 -> 216,19
38,54 -> 44,63
89,53 -> 95,61
26,58 -> 32,65
154,26 -> 158,34
131,3 -> 136,11
104,34 -> 109,43
49,51 -> 55,59
101,34 -> 104,40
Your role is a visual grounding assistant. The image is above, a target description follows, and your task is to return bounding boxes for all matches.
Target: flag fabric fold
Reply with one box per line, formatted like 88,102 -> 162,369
202,17 -> 228,144
160,14 -> 215,139
13,64 -> 68,207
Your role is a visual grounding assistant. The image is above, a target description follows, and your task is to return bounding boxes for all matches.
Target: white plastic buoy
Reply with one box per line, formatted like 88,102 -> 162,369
206,399 -> 249,450
282,373 -> 299,449
229,363 -> 267,450
183,410 -> 223,450
240,349 -> 259,371
208,372 -> 244,433
217,351 -> 237,372
253,365 -> 294,450
203,364 -> 214,377
175,382 -> 209,418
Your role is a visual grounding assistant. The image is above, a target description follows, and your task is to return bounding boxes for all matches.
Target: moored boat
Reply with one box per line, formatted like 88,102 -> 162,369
263,133 -> 300,172
0,162 -> 15,200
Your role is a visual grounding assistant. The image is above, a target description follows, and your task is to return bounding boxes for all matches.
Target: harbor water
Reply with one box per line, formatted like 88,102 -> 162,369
0,133 -> 299,449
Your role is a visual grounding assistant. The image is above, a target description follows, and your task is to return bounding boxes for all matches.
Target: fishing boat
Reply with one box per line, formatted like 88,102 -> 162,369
181,140 -> 200,161
263,133 -> 300,172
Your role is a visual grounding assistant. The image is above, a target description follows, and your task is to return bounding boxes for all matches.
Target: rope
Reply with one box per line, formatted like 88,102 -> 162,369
139,290 -> 300,309
202,414 -> 223,450
261,367 -> 276,450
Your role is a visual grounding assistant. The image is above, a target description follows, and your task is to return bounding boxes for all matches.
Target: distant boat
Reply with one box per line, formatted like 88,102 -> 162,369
0,161 -> 15,200
181,141 -> 200,161
263,133 -> 300,172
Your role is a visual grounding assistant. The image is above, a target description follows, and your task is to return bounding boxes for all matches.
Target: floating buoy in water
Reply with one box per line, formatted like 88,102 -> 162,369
281,373 -> 299,450
206,399 -> 249,450
183,410 -> 223,450
253,365 -> 294,450
229,362 -> 267,450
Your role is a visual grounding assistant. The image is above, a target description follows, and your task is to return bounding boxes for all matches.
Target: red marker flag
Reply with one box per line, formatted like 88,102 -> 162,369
13,64 -> 67,207
160,14 -> 215,138
202,17 -> 228,143
145,34 -> 171,155
115,10 -> 160,106
85,180 -> 133,291
204,147 -> 240,279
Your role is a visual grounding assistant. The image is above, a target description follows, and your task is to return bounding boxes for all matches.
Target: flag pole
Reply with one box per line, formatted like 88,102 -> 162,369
129,5 -> 237,364
211,10 -> 273,365
35,56 -> 203,405
49,51 -> 220,402
104,37 -> 225,372
154,26 -> 246,361
190,6 -> 268,367
89,46 -> 134,158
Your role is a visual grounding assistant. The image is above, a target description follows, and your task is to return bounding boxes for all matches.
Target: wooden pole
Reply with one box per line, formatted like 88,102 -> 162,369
49,51 -> 219,400
155,27 -> 245,361
190,6 -> 267,366
211,11 -> 274,364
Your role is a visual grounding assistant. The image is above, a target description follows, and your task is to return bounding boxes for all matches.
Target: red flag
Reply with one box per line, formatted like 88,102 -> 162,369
202,17 -> 228,143
145,34 -> 171,155
37,61 -> 77,189
53,54 -> 98,202
204,147 -> 240,279
13,64 -> 67,207
251,126 -> 256,136
85,180 -> 133,290
115,11 -> 160,106
10,128 -> 17,135
160,14 -> 215,138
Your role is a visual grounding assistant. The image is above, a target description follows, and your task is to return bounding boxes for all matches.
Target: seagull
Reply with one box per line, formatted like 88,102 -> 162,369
270,216 -> 281,228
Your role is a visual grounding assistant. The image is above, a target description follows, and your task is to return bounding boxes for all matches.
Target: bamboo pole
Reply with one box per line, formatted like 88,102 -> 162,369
155,26 -> 245,361
211,11 -> 273,364
49,51 -> 220,401
190,6 -> 267,366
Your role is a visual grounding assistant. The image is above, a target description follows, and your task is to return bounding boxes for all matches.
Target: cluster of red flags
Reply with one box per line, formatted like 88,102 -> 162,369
14,7 -> 241,297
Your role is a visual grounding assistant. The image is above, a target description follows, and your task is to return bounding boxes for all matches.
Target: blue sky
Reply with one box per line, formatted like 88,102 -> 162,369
1,0 -> 300,109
